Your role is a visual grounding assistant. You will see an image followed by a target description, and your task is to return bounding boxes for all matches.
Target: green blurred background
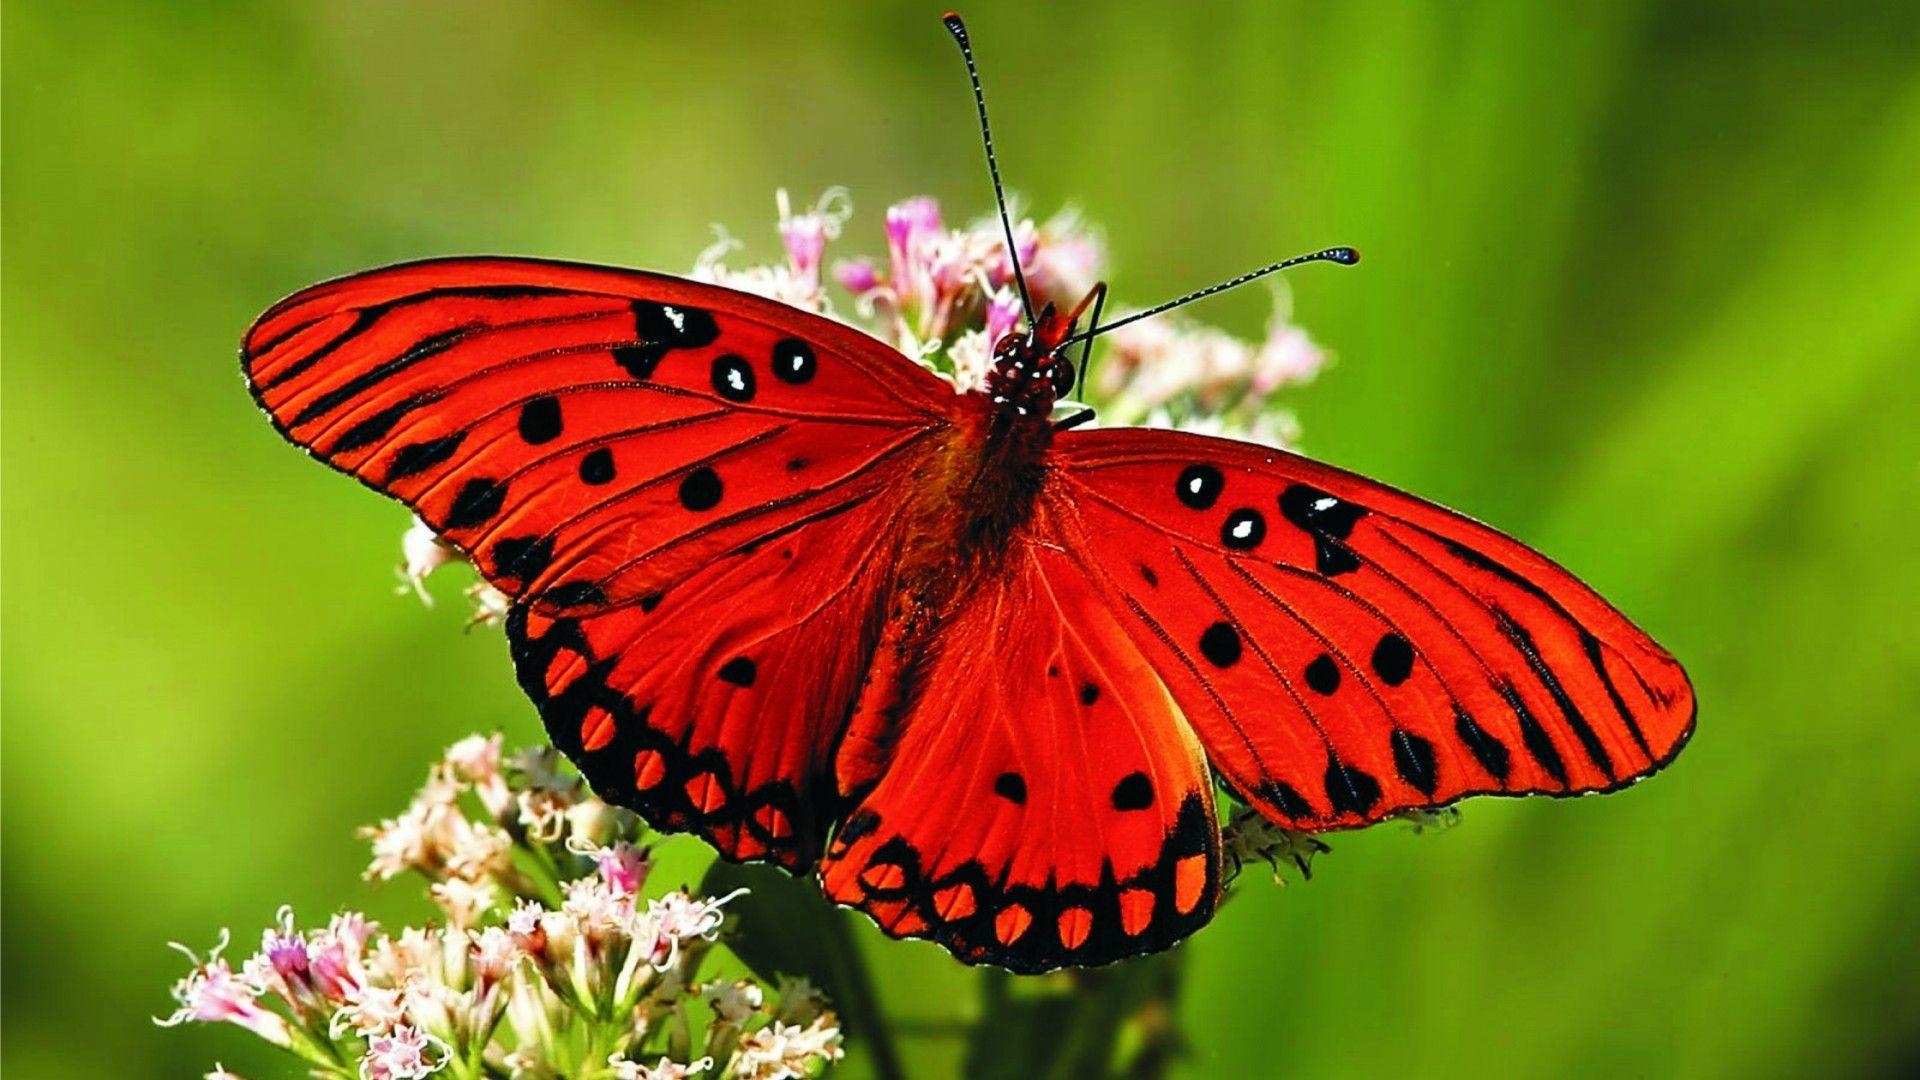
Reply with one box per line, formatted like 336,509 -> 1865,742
5,2 -> 1917,1076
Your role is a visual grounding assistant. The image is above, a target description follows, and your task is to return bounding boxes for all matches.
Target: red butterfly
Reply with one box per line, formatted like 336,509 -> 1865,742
243,15 -> 1691,972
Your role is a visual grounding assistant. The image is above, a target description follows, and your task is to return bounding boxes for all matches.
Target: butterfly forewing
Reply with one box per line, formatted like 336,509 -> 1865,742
1049,428 -> 1695,830
243,257 -> 955,611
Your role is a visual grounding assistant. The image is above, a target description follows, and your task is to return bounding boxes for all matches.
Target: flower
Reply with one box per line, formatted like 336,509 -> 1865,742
693,189 -> 850,313
398,515 -> 457,605
640,889 -> 744,972
360,1023 -> 447,1080
429,877 -> 498,931
609,1054 -> 715,1080
444,732 -> 512,819
729,1016 -> 846,1080
157,933 -> 294,1048
164,736 -> 811,1078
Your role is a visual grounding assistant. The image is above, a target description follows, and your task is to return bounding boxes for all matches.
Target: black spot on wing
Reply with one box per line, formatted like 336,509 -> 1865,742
611,300 -> 720,379
1304,654 -> 1340,695
1176,464 -> 1223,509
543,580 -> 606,608
387,433 -> 467,481
993,772 -> 1027,805
1371,632 -> 1414,686
492,535 -> 554,582
772,338 -> 817,384
1111,771 -> 1155,811
717,656 -> 757,688
1390,730 -> 1439,796
517,396 -> 563,444
1324,757 -> 1382,816
1199,622 -> 1242,668
579,447 -> 616,485
1278,483 -> 1366,576
1453,707 -> 1512,783
444,478 -> 506,529
710,354 -> 756,402
678,467 -> 723,511
1221,508 -> 1267,550
1256,780 -> 1315,819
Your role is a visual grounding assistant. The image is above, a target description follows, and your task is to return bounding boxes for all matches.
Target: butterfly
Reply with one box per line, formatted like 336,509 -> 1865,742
241,14 -> 1692,973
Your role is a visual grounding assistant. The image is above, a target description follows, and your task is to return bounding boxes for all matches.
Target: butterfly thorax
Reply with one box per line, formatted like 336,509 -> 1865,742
893,394 -> 1054,613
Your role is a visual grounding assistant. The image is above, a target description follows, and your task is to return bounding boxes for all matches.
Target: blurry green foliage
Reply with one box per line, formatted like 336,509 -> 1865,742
4,2 -> 1917,1077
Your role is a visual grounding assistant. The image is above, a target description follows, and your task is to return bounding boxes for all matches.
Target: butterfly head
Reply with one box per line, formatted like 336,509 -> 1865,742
985,299 -> 1085,419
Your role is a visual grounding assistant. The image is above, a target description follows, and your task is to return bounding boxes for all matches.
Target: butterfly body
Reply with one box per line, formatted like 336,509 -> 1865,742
244,255 -> 1692,973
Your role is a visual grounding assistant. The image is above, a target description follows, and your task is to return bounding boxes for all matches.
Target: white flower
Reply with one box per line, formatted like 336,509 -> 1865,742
729,1016 -> 845,1080
468,926 -> 522,986
429,877 -> 498,931
398,516 -> 460,605
331,982 -> 409,1039
441,818 -> 514,883
639,889 -> 744,972
516,787 -> 575,843
608,1053 -> 714,1080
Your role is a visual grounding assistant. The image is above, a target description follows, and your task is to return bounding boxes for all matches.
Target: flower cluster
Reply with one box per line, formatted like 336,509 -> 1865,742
160,736 -> 843,1080
691,189 -> 1323,417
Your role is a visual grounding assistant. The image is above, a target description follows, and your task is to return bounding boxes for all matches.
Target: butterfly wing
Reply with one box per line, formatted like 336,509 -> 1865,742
1050,428 -> 1694,830
508,491 -> 909,869
819,527 -> 1221,972
244,256 -> 953,610
244,257 -> 956,864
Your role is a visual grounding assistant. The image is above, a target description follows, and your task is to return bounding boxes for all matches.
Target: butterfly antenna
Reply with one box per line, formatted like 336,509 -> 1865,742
1062,246 -> 1360,348
943,13 -> 1036,327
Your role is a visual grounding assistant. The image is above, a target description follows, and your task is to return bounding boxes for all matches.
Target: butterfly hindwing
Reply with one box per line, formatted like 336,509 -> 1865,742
243,257 -> 954,611
508,494 -> 908,869
1050,428 -> 1695,830
819,529 -> 1221,972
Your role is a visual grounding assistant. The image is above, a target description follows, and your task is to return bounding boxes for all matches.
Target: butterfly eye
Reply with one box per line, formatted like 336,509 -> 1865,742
1049,356 -> 1076,397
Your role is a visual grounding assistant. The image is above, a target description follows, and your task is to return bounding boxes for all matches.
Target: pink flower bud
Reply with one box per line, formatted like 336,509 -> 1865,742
833,257 -> 880,296
594,841 -> 651,898
776,188 -> 847,294
985,288 -> 1022,346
